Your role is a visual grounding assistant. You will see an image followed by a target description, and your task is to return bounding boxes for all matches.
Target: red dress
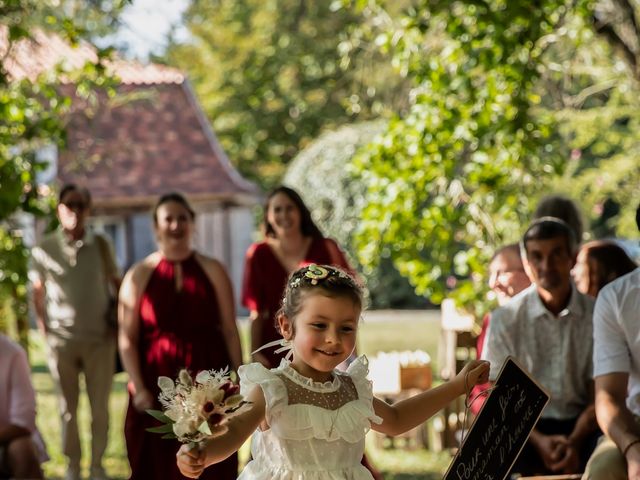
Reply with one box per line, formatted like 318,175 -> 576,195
241,237 -> 352,367
124,254 -> 237,480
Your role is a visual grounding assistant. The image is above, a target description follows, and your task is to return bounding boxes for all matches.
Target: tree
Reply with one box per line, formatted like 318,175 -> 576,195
283,121 -> 430,308
591,0 -> 640,81
535,9 -> 640,238
164,0 -> 409,189
0,0 -> 123,346
343,1 -> 583,317
345,0 -> 640,316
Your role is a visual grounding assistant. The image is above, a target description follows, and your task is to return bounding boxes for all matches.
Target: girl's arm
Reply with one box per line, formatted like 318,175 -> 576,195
372,360 -> 489,436
177,386 -> 267,478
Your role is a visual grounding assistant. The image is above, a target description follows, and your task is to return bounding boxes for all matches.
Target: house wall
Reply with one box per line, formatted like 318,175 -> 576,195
193,205 -> 255,313
128,214 -> 156,267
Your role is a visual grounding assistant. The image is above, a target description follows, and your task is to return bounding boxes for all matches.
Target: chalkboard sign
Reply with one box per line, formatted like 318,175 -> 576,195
443,356 -> 550,480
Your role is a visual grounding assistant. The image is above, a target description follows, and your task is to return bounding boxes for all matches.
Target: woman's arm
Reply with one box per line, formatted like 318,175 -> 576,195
249,310 -> 272,368
201,256 -> 243,370
118,256 -> 156,411
177,386 -> 266,478
240,245 -> 272,368
372,360 -> 489,436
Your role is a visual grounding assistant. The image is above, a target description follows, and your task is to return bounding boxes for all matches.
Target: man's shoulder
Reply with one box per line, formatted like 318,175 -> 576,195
491,286 -> 536,323
598,268 -> 640,307
35,231 -> 59,251
601,268 -> 640,296
574,288 -> 596,315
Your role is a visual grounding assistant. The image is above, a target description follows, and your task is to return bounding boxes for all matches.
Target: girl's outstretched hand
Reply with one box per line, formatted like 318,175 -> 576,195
177,443 -> 206,479
457,360 -> 490,395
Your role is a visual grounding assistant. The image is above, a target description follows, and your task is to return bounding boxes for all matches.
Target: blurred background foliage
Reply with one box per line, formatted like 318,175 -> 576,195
164,0 -> 411,189
161,0 -> 639,316
338,0 -> 640,316
2,0 -> 640,338
284,121 -> 430,308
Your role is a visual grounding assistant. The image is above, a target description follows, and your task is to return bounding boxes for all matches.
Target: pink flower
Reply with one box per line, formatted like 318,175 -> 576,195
221,382 -> 240,401
209,413 -> 224,426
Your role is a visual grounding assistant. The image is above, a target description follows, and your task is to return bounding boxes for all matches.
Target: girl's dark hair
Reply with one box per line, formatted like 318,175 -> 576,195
276,265 -> 363,333
581,240 -> 637,295
263,186 -> 323,238
152,192 -> 195,224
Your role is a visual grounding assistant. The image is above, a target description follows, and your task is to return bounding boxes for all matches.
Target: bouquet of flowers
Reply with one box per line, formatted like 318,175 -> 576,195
147,367 -> 251,447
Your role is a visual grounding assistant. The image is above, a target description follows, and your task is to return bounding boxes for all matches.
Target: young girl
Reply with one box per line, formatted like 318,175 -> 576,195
177,264 -> 490,479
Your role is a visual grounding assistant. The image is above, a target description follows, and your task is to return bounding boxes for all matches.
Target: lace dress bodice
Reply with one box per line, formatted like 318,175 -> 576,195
237,356 -> 382,480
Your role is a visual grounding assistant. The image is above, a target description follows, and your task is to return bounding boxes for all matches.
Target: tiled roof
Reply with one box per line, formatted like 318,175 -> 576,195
1,27 -> 184,85
2,27 -> 259,207
58,82 -> 259,208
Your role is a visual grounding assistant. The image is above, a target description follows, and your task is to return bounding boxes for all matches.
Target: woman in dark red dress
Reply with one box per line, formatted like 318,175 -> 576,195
241,186 -> 383,480
242,186 -> 353,368
119,193 -> 243,480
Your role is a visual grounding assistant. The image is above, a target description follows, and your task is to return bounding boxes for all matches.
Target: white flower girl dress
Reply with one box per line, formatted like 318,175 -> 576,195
237,356 -> 382,480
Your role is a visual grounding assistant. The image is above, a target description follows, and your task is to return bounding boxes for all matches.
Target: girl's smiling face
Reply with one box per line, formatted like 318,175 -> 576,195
279,293 -> 359,382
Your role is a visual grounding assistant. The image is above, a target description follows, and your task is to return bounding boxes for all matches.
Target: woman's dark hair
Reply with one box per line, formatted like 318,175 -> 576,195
580,240 -> 637,296
521,216 -> 578,257
276,264 -> 363,333
152,192 -> 195,224
263,186 -> 323,238
533,194 -> 584,243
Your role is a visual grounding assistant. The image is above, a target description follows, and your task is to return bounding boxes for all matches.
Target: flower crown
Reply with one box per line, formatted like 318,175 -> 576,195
289,264 -> 351,288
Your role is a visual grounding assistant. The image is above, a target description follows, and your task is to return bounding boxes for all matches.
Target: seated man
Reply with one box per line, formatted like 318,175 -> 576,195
0,333 -> 47,479
582,205 -> 640,480
471,243 -> 531,415
482,217 -> 600,475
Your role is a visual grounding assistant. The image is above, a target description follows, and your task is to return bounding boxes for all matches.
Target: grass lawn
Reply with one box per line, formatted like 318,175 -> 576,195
31,310 -> 453,479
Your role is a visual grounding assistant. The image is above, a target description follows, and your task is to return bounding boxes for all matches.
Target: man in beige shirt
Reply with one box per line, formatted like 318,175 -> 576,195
30,184 -> 120,480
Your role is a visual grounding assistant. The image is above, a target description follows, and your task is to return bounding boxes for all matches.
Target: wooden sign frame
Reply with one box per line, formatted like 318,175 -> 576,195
443,356 -> 550,480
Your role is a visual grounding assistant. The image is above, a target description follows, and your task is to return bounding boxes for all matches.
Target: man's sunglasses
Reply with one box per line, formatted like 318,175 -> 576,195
61,201 -> 88,210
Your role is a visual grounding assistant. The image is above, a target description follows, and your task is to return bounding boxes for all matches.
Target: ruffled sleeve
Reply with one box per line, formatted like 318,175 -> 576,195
238,362 -> 287,424
346,355 -> 383,427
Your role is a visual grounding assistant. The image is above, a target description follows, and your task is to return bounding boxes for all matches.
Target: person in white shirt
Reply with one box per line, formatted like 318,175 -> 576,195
0,334 -> 47,479
483,217 -> 599,475
583,205 -> 640,480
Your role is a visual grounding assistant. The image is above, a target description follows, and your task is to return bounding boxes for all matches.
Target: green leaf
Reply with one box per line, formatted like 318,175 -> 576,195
146,424 -> 175,434
146,409 -> 172,423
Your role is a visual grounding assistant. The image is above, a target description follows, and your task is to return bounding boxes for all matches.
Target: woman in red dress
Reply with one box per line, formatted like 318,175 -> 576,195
119,193 -> 243,480
242,186 -> 383,479
242,186 -> 353,368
